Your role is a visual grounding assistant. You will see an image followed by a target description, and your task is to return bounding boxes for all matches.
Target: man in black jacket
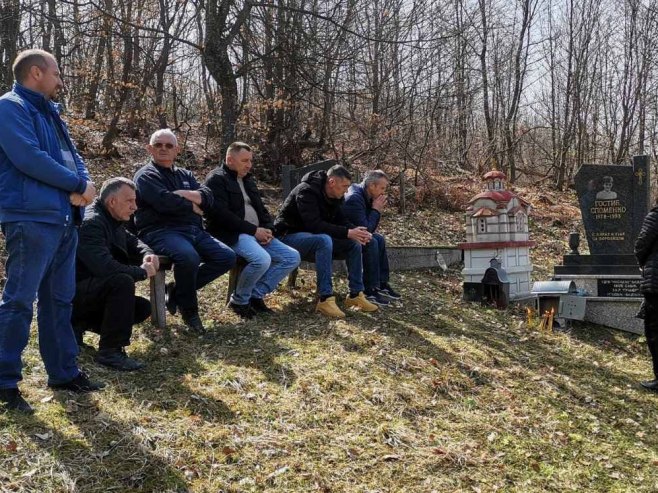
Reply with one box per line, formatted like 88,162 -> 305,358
274,164 -> 378,318
635,204 -> 658,392
205,142 -> 300,318
133,129 -> 236,333
73,178 -> 158,371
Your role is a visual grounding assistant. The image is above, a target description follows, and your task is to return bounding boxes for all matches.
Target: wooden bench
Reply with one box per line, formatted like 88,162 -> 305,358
149,255 -> 245,328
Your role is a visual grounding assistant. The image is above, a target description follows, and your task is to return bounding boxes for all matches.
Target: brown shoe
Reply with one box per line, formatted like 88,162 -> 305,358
344,292 -> 379,312
315,296 -> 346,318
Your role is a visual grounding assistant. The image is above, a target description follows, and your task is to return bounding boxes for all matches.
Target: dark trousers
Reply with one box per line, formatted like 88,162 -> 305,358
362,233 -> 390,292
143,226 -> 236,311
72,274 -> 151,350
644,293 -> 658,379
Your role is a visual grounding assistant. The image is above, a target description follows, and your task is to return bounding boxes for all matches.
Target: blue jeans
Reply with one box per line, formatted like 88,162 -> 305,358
230,235 -> 301,305
362,233 -> 390,292
280,232 -> 364,297
0,221 -> 80,388
143,226 -> 236,311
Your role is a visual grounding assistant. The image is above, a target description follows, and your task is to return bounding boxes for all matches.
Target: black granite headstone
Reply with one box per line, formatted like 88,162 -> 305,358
574,156 -> 649,255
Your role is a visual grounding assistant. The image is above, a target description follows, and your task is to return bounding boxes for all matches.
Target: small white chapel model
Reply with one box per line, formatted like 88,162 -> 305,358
459,169 -> 534,300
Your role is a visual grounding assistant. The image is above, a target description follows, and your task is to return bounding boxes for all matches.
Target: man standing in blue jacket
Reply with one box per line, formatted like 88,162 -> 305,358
343,170 -> 401,306
0,49 -> 104,413
133,129 -> 236,333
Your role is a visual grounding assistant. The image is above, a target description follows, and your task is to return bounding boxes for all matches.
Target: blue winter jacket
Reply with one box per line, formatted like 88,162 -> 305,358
0,83 -> 89,225
343,183 -> 381,233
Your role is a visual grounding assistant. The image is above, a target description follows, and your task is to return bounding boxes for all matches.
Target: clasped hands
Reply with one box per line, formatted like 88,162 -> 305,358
348,226 -> 372,245
69,181 -> 97,207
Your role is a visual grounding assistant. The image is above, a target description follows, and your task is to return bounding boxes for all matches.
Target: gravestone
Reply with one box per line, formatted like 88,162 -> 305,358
553,155 -> 650,333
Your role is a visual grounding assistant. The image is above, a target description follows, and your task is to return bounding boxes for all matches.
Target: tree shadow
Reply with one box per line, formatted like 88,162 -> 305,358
4,392 -> 191,492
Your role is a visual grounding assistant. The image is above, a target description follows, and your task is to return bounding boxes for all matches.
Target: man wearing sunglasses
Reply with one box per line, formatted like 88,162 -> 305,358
133,129 -> 236,333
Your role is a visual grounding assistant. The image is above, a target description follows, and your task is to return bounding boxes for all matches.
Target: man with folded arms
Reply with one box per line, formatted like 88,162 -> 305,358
274,164 -> 378,318
73,177 -> 158,371
205,142 -> 300,318
133,129 -> 236,333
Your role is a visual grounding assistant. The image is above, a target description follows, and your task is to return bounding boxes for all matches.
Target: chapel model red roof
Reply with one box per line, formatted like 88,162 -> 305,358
483,170 -> 506,180
469,190 -> 515,203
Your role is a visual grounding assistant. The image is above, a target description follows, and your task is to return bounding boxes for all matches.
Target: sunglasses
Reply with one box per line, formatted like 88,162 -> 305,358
152,142 -> 175,149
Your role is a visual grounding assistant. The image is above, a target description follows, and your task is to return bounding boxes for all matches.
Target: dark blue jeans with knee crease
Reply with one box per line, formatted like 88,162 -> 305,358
362,233 -> 390,292
143,225 -> 236,311
0,221 -> 81,389
280,232 -> 364,297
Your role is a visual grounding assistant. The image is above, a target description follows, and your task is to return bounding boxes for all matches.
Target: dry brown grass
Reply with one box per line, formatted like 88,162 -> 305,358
1,150 -> 656,492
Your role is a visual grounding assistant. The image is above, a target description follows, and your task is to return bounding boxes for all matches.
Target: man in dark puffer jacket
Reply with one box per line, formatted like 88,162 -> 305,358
274,165 -> 378,318
73,178 -> 159,371
634,204 -> 658,392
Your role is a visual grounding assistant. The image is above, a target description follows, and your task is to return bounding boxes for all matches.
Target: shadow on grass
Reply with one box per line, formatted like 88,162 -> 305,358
3,391 -> 191,492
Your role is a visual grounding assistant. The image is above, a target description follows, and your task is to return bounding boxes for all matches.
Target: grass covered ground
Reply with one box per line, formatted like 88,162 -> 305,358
1,262 -> 657,492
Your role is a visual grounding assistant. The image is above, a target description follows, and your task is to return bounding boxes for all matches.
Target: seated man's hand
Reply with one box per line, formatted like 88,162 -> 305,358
69,192 -> 88,207
255,227 -> 273,245
348,226 -> 372,245
372,194 -> 387,212
81,181 -> 96,204
192,203 -> 203,215
141,260 -> 157,278
143,254 -> 160,271
174,190 -> 202,205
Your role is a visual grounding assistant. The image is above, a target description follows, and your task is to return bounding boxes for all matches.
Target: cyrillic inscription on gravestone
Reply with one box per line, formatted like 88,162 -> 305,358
597,278 -> 641,298
574,156 -> 649,255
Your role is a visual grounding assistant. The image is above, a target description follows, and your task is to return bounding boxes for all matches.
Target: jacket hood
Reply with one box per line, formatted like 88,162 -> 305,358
300,169 -> 327,189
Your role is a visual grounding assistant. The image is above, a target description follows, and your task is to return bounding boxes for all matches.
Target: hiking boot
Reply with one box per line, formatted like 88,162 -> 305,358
365,289 -> 390,307
165,281 -> 178,315
0,388 -> 34,414
48,371 -> 106,392
345,292 -> 379,312
95,348 -> 146,372
640,379 -> 658,392
315,296 -> 345,318
181,308 -> 205,334
378,283 -> 401,300
229,301 -> 255,320
250,297 -> 275,314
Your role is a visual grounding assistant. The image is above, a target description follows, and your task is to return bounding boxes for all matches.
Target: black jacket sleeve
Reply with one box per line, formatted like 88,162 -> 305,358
126,230 -> 154,265
296,190 -> 350,238
635,209 -> 658,266
207,174 -> 258,236
77,220 -> 147,281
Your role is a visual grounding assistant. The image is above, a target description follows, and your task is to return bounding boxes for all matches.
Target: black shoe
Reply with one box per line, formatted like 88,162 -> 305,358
365,290 -> 390,306
0,388 -> 34,414
378,283 -> 401,300
48,371 -> 106,393
95,348 -> 146,372
165,281 -> 178,315
640,379 -> 658,391
229,301 -> 256,319
181,308 -> 205,333
250,297 -> 274,314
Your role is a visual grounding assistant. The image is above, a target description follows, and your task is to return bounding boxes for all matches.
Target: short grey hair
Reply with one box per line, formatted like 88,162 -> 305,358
363,170 -> 389,187
100,177 -> 135,203
149,128 -> 178,146
327,164 -> 352,181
